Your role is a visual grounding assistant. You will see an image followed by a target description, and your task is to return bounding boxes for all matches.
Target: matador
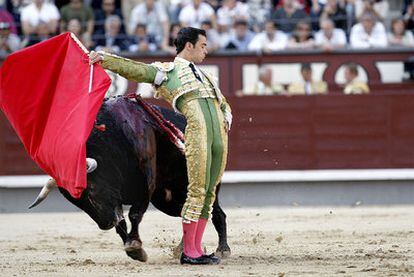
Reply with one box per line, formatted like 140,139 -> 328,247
89,27 -> 232,265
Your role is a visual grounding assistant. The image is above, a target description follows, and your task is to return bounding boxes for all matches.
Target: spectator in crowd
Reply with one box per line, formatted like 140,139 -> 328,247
128,23 -> 158,52
179,0 -> 216,29
20,0 -> 60,36
343,63 -> 370,94
310,0 -> 347,31
403,0 -> 414,30
248,65 -> 284,95
201,20 -> 221,52
60,0 -> 95,38
23,21 -> 51,47
271,0 -> 308,33
67,18 -> 93,49
217,0 -> 249,33
161,23 -> 181,54
95,15 -> 130,53
388,17 -> 414,47
355,0 -> 389,21
6,0 -> 32,34
248,20 -> 288,52
122,0 -> 143,26
169,0 -> 192,23
223,19 -> 255,50
0,21 -> 20,56
247,0 -> 272,32
93,0 -> 125,37
287,20 -> 316,49
129,0 -> 169,48
315,17 -> 347,50
287,63 -> 328,94
350,11 -> 387,48
0,7 -> 18,34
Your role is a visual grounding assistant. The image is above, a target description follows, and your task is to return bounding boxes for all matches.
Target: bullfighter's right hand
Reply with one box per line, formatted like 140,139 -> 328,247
89,51 -> 104,65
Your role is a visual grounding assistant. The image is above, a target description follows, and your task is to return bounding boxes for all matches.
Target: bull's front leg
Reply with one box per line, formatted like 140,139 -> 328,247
125,142 -> 156,261
212,184 -> 231,258
124,201 -> 149,262
124,127 -> 156,262
115,219 -> 128,244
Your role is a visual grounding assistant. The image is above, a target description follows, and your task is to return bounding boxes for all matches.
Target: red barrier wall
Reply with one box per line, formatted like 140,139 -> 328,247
226,94 -> 414,170
1,94 -> 414,174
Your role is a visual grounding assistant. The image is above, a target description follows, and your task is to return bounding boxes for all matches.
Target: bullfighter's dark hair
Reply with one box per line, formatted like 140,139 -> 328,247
174,27 -> 207,54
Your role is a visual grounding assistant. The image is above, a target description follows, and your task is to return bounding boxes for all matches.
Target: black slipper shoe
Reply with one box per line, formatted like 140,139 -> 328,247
180,253 -> 220,265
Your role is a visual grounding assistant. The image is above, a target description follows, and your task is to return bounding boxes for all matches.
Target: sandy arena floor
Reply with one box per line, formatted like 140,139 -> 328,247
0,206 -> 413,276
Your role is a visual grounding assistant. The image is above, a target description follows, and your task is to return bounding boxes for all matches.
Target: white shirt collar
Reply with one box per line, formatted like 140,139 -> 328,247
174,56 -> 192,65
174,56 -> 204,81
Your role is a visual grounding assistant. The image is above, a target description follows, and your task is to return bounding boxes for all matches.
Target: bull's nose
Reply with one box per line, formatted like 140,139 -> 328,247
98,222 -> 115,230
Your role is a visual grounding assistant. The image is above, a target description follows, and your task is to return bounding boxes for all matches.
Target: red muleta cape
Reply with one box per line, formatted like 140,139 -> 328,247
0,33 -> 111,198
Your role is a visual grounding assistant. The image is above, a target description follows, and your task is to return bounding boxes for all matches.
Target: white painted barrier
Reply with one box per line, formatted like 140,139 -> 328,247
1,169 -> 414,188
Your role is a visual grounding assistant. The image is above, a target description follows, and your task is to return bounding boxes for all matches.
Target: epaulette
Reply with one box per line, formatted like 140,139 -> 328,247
151,62 -> 175,86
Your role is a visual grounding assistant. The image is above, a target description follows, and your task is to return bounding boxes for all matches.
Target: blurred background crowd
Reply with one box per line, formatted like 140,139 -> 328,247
0,0 -> 413,57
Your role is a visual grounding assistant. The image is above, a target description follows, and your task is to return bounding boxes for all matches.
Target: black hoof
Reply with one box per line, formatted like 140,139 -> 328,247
215,246 -> 231,259
125,241 -> 148,262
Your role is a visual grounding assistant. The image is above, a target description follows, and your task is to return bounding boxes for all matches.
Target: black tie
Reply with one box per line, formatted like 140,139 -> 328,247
189,63 -> 202,82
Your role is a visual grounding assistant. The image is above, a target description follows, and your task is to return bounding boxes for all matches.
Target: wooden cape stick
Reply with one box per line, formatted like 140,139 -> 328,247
69,32 -> 94,93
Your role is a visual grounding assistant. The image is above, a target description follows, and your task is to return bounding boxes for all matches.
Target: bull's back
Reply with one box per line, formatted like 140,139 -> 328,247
87,97 -> 151,205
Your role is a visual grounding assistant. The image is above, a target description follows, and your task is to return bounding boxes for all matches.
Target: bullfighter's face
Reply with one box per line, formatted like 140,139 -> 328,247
189,35 -> 208,64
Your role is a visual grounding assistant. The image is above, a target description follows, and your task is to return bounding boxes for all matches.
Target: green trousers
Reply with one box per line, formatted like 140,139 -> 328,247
177,97 -> 228,221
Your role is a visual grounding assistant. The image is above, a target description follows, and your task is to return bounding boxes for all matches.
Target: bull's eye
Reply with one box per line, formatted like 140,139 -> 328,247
88,183 -> 97,195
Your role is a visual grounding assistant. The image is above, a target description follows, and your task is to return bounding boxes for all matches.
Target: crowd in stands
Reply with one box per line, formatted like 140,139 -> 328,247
244,62 -> 369,96
0,0 -> 413,57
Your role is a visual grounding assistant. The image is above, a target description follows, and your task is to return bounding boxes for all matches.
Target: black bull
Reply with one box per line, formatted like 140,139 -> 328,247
54,96 -> 230,261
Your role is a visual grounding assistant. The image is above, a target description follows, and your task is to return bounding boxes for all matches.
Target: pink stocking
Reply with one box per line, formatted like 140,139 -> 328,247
182,221 -> 200,258
195,218 -> 208,256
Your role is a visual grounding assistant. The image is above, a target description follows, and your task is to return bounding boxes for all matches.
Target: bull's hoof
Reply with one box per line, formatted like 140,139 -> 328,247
215,246 -> 231,259
125,241 -> 148,262
126,248 -> 148,262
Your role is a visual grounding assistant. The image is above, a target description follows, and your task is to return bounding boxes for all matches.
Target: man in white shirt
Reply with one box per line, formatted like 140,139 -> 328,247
179,0 -> 216,29
223,19 -> 255,50
350,11 -> 388,48
248,20 -> 288,52
315,18 -> 347,50
20,0 -> 60,36
217,0 -> 249,32
0,22 -> 21,56
129,0 -> 169,45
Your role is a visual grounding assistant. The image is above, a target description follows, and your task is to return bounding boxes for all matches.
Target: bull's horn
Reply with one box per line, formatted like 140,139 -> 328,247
86,158 -> 97,173
28,178 -> 57,209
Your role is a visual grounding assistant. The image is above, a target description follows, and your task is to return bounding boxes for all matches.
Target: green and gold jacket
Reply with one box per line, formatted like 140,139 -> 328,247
100,53 -> 232,128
